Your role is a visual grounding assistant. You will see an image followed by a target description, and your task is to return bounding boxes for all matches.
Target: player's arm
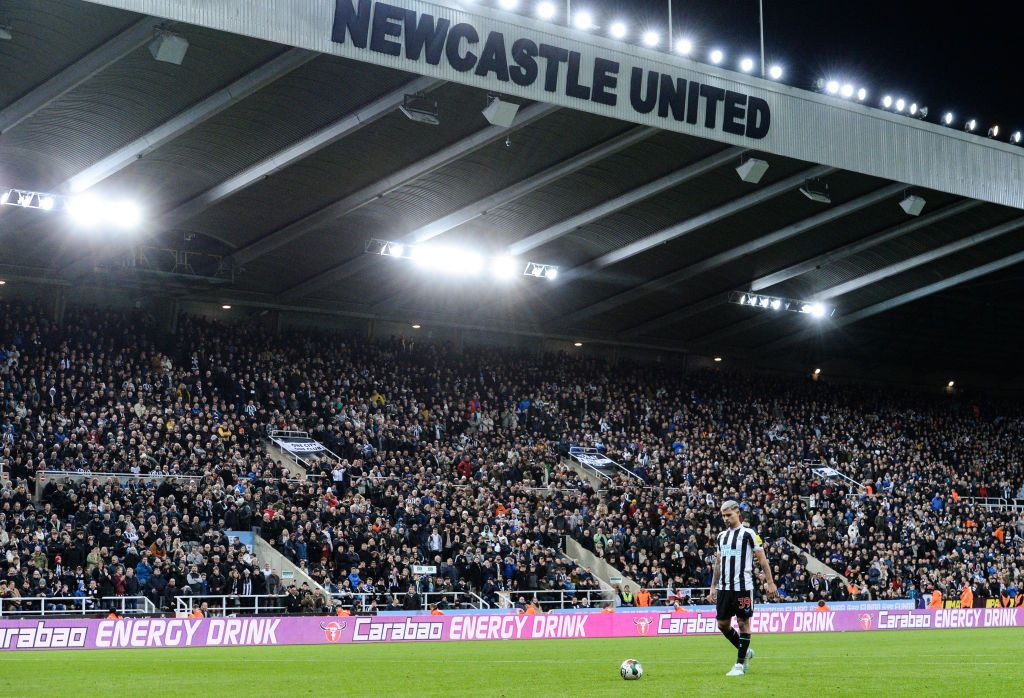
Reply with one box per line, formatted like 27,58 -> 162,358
753,548 -> 778,600
709,551 -> 721,602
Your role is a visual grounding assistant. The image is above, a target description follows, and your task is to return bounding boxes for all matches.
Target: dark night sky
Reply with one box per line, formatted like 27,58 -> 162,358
527,0 -> 1023,136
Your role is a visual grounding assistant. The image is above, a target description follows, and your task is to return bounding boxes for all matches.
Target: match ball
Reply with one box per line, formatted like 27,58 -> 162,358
620,658 -> 643,680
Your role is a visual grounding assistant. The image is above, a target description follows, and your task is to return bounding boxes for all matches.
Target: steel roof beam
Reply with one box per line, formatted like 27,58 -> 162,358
274,102 -> 559,298
508,146 -> 745,257
620,183 -> 905,336
689,200 -> 985,347
0,16 -> 163,135
557,165 -> 834,326
63,48 -> 317,193
760,216 -> 1024,352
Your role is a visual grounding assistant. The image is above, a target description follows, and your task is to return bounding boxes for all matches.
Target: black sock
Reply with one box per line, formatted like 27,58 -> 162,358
737,633 -> 751,663
721,627 -> 741,648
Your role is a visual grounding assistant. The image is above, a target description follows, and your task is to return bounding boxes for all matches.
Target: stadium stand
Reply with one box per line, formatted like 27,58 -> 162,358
2,300 -> 1023,617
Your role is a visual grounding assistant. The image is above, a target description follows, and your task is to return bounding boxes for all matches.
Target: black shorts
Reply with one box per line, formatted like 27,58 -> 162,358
716,590 -> 754,621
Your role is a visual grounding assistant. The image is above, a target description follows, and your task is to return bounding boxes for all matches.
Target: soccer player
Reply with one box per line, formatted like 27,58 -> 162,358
708,500 -> 778,677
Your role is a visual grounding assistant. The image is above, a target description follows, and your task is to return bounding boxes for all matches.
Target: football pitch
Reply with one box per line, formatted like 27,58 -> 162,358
1,628 -> 1019,697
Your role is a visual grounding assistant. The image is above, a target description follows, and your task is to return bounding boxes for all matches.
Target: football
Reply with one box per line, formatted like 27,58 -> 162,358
620,659 -> 643,680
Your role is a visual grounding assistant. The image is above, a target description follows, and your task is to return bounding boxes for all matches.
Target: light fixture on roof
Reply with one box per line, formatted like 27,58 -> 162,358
675,37 -> 693,55
739,57 -> 755,73
882,95 -> 893,109
498,0 -> 518,9
713,356 -> 723,362
412,324 -> 421,329
1012,131 -> 1023,145
535,1 -> 556,20
735,157 -> 769,184
490,256 -> 519,280
729,291 -> 831,318
573,10 -> 594,30
400,93 -> 440,125
609,21 -> 627,39
0,280 -> 6,285
987,125 -> 1000,138
642,31 -> 660,47
149,28 -> 189,65
799,179 -> 831,204
899,193 -> 926,217
947,380 -> 955,388
573,342 -> 583,347
894,98 -> 906,113
943,112 -> 954,126
856,88 -> 867,101
0,24 -> 12,41
482,94 -> 519,128
767,65 -> 783,80
524,262 -> 558,280
965,119 -> 977,132
221,304 -> 231,310
709,49 -> 724,64
814,368 -> 821,375
840,83 -> 854,99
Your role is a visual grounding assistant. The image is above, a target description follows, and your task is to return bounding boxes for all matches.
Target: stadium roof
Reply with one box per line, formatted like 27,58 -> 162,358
2,0 -> 1024,372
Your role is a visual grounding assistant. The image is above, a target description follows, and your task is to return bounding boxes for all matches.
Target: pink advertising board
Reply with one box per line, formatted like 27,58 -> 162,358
0,608 -> 1019,651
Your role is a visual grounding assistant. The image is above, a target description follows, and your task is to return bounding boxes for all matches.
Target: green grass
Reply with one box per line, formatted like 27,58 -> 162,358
1,629 -> 1020,697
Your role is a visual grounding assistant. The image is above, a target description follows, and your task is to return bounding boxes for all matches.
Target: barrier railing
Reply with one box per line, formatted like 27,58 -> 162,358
175,594 -> 288,617
34,470 -> 204,499
0,595 -> 156,617
328,590 -> 490,610
496,587 -> 710,611
962,497 -> 1024,512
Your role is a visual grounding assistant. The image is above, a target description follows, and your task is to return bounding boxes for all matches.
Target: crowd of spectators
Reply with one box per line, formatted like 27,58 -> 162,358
2,300 -> 1023,616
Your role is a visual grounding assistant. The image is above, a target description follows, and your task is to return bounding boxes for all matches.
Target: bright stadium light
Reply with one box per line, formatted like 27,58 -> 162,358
675,37 -> 693,55
67,195 -> 103,227
1012,131 -> 1022,144
490,256 -> 519,280
109,200 -> 142,229
729,291 -> 831,318
882,95 -> 893,109
641,30 -> 660,47
739,57 -> 755,73
39,196 -> 55,211
857,87 -> 867,101
609,21 -> 627,39
988,125 -> 1000,138
544,266 -> 557,280
840,83 -> 854,98
965,119 -> 977,132
498,0 -> 518,9
943,112 -> 954,125
909,102 -> 918,116
895,98 -> 906,112
573,10 -> 594,30
768,65 -> 783,80
709,49 -> 724,64
536,1 -> 556,20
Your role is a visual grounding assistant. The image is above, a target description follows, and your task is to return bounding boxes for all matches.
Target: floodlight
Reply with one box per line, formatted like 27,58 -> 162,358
544,267 -> 557,280
482,95 -> 519,128
0,25 -> 12,41
840,83 -> 854,98
642,31 -> 660,47
856,88 -> 867,101
770,299 -> 782,310
1012,131 -> 1022,144
149,29 -> 189,65
400,93 -> 440,125
768,65 -> 783,80
710,49 -> 724,64
825,80 -> 839,94
39,196 -> 55,211
221,305 -> 231,310
0,190 -> 8,205
735,158 -> 769,184
895,98 -> 906,112
67,195 -> 103,227
609,21 -> 627,39
498,0 -> 518,9
573,342 -> 583,347
675,37 -> 693,55
988,125 -> 1000,138
909,103 -> 918,115
965,119 -> 977,132
536,1 -> 556,20
490,256 -> 519,280
109,200 -> 142,229
943,112 -> 954,125
899,194 -> 926,217
388,243 -> 405,257
573,11 -> 594,30
882,95 -> 893,108
947,380 -> 955,388
714,357 -> 723,362
799,179 -> 831,204
739,57 -> 755,73
814,368 -> 821,375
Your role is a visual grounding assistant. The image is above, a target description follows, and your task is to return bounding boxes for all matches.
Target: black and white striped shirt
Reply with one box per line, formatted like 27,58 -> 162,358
716,525 -> 763,592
